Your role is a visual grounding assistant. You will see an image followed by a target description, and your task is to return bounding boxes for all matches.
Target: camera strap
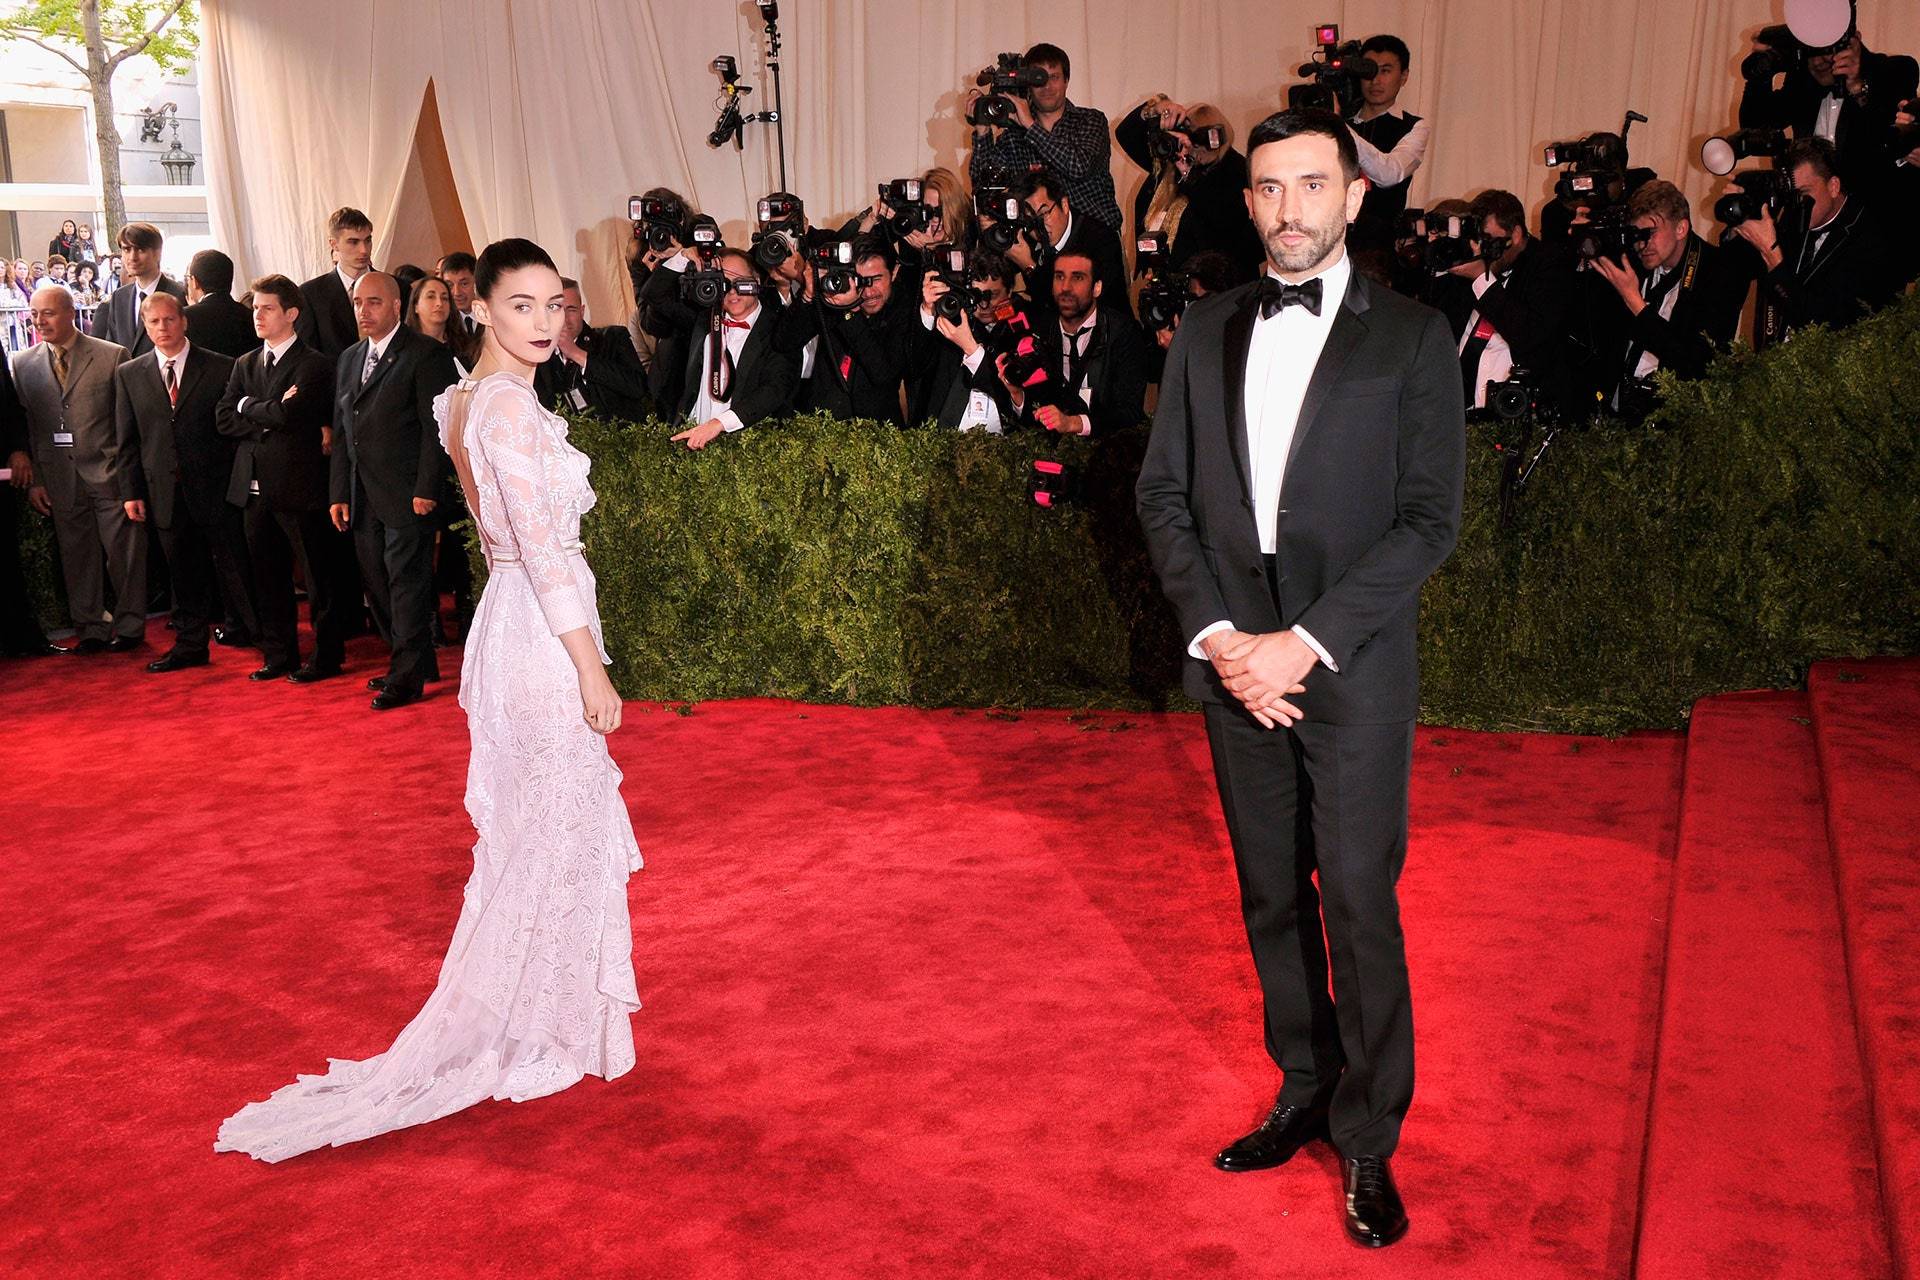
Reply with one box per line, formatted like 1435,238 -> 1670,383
707,309 -> 736,403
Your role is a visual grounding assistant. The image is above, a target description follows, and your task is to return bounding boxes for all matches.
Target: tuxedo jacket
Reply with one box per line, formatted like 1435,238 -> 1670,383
329,325 -> 458,527
535,324 -> 655,423
1579,234 -> 1752,401
1017,305 -> 1150,437
1764,197 -> 1902,337
1136,270 -> 1465,723
1436,238 -> 1580,411
1740,52 -> 1920,190
92,275 -> 187,357
905,312 -> 1022,429
216,338 -> 336,512
10,334 -> 132,511
674,306 -> 802,430
113,345 -> 239,529
781,290 -> 914,425
295,270 -> 360,360
183,292 -> 259,359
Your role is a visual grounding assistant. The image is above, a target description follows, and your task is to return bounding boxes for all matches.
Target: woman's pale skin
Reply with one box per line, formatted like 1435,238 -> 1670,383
463,261 -> 622,737
413,279 -> 453,340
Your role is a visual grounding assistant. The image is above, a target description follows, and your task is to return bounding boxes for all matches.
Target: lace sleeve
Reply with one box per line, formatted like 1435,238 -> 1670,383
473,382 -> 594,637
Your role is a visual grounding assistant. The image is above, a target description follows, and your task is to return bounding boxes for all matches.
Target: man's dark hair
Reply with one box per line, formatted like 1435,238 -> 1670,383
1785,136 -> 1843,187
560,276 -> 581,291
1182,250 -> 1237,295
249,273 -> 303,312
119,221 -> 163,252
1246,109 -> 1362,185
474,238 -> 557,300
327,206 -> 373,236
710,247 -> 761,280
392,262 -> 428,296
1019,169 -> 1068,204
851,233 -> 898,273
1361,34 -> 1411,71
1469,189 -> 1529,236
188,249 -> 235,294
1053,247 -> 1099,275
968,246 -> 1016,288
1024,42 -> 1070,82
642,186 -> 693,228
440,250 -> 478,275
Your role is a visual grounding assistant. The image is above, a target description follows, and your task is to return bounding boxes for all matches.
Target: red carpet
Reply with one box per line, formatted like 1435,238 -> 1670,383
0,622 -> 1906,1278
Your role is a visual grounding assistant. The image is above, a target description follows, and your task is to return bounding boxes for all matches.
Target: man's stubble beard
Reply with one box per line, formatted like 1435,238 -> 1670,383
1261,206 -> 1348,276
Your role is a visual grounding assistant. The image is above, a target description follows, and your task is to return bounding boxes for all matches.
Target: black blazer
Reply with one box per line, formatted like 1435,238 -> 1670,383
329,325 -> 458,527
1136,271 -> 1466,722
215,338 -> 335,512
1018,305 -> 1151,437
1581,234 -> 1752,401
781,291 -> 915,425
674,305 -> 801,430
638,264 -> 700,420
295,270 -> 359,359
1116,105 -> 1264,283
1437,238 -> 1580,411
113,345 -> 238,529
1762,197 -> 1901,337
905,309 -> 1025,429
1740,51 -> 1920,191
535,324 -> 655,422
183,293 -> 258,359
93,275 -> 187,356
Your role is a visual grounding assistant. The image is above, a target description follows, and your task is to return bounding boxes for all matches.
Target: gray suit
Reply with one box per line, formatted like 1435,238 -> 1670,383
11,333 -> 144,641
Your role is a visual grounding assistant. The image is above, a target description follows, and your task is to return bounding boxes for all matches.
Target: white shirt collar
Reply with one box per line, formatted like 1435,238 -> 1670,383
1052,209 -> 1075,253
337,263 -> 367,295
264,333 -> 298,362
1061,309 -> 1099,340
1352,103 -> 1407,123
366,323 -> 401,362
1262,245 -> 1353,311
153,340 -> 190,370
133,274 -> 162,295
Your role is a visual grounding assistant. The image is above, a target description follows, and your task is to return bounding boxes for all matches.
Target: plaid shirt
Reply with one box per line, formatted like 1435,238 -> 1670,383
970,99 -> 1122,233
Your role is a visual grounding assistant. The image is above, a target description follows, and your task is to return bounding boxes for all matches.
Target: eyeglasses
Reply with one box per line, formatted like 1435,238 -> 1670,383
1030,200 -> 1057,221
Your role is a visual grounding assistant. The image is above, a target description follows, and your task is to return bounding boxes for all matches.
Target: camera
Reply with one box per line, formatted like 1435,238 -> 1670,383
926,244 -> 981,325
968,95 -> 1019,128
1699,126 -> 1788,176
680,269 -> 762,309
1419,210 -> 1486,274
1543,132 -> 1627,171
1288,24 -> 1377,112
978,192 -> 1042,257
1135,230 -> 1170,277
750,192 -> 805,272
1147,117 -> 1225,161
1567,205 -> 1653,262
1140,272 -> 1191,330
1487,367 -> 1548,422
1712,168 -> 1808,227
878,178 -> 936,236
806,232 -> 859,298
687,215 -> 724,252
631,195 -> 689,256
975,52 -> 1049,98
1742,24 -> 1805,81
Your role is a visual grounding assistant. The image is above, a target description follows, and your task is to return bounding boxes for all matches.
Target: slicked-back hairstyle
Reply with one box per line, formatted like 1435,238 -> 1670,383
1246,109 -> 1362,185
851,233 -> 898,272
474,238 -> 557,301
1784,136 -> 1843,187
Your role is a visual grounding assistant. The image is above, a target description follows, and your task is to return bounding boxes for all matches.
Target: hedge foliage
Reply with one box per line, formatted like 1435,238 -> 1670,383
22,295 -> 1918,732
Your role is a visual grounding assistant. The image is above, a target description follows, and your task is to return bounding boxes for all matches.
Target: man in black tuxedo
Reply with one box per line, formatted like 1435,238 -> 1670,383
216,275 -> 345,682
328,273 -> 458,709
1137,109 -> 1464,1249
1009,171 -> 1132,319
184,249 -> 260,359
1437,190 -> 1579,415
539,277 -> 654,422
92,222 -> 186,358
296,207 -> 375,360
1740,27 -> 1919,198
997,248 -> 1149,437
1,351 -> 59,656
668,250 -> 800,450
779,235 -> 915,425
114,291 -> 240,671
439,252 -> 482,341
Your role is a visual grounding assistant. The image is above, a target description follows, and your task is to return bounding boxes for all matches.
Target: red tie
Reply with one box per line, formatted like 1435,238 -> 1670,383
164,358 -> 178,406
722,317 -> 751,330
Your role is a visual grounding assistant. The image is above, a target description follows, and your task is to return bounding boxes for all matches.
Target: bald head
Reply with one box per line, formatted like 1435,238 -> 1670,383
29,285 -> 76,344
352,270 -> 403,340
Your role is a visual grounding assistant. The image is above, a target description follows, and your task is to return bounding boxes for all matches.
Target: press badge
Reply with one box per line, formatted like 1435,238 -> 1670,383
52,430 -> 74,448
567,388 -> 588,412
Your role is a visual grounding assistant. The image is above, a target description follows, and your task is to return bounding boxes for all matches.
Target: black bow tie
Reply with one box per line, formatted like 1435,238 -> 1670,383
1255,275 -> 1324,318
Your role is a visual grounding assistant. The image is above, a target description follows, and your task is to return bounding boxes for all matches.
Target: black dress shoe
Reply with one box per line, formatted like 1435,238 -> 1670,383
148,650 -> 210,673
214,627 -> 255,648
1342,1156 -> 1408,1248
6,641 -> 68,657
367,676 -> 387,692
1214,1096 -> 1329,1172
249,662 -> 294,681
68,637 -> 110,655
370,686 -> 420,711
106,635 -> 144,653
286,663 -> 343,684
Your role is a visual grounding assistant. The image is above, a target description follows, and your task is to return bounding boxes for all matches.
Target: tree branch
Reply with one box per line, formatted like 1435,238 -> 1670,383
1,28 -> 91,78
105,0 -> 189,73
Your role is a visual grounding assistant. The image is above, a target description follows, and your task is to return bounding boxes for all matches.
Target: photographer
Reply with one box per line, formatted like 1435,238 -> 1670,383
667,249 -> 799,450
779,233 -> 916,426
996,247 -> 1148,438
847,167 -> 972,272
1437,190 -> 1577,413
967,43 -> 1123,234
1346,36 -> 1433,252
1740,25 -> 1918,195
1007,170 -> 1132,321
1584,181 -> 1751,413
1116,97 -> 1262,281
1733,137 -> 1898,340
633,188 -> 702,415
1145,250 -> 1237,351
538,277 -> 655,423
908,247 -> 1024,431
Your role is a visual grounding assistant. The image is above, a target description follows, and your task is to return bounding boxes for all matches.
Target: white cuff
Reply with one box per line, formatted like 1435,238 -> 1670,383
920,307 -> 936,330
663,253 -> 690,273
236,395 -> 251,414
1292,625 -> 1337,672
719,409 -> 746,434
1188,620 -> 1233,660
961,346 -> 986,375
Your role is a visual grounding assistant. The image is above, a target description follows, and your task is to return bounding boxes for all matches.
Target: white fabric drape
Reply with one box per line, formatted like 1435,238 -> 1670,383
201,1 -> 1920,324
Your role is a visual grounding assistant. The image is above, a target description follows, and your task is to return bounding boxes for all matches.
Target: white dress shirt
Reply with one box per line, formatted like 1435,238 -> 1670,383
1457,270 -> 1514,410
918,307 -> 1006,433
1814,91 -> 1843,142
1187,251 -> 1349,669
688,302 -> 763,434
153,339 -> 191,391
1631,265 -> 1682,380
1350,106 -> 1432,189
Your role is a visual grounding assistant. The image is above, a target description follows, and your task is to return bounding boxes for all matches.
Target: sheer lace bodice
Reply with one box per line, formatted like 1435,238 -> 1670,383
216,372 -> 641,1164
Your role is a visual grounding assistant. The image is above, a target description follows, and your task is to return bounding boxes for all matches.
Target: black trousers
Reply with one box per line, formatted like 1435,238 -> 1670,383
155,496 -> 219,659
1202,701 -> 1416,1158
243,500 -> 346,671
210,504 -> 259,640
0,485 -> 50,651
353,507 -> 439,694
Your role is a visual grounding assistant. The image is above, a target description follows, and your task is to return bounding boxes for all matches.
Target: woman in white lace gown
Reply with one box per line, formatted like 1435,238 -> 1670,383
217,239 -> 641,1163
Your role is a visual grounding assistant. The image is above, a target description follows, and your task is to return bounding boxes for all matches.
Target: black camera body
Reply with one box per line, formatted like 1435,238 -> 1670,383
1398,209 -> 1485,275
979,193 -> 1044,258
1543,132 -> 1627,171
682,270 -> 763,309
687,214 -> 724,252
925,244 -> 982,325
976,52 -> 1049,98
1288,24 -> 1377,112
806,231 -> 859,298
879,178 -> 935,236
750,192 -> 806,273
1713,168 -> 1809,227
1743,25 -> 1806,81
1568,205 -> 1654,262
1135,230 -> 1170,277
1148,118 -> 1226,161
631,195 -> 689,256
1140,272 -> 1191,330
1488,367 -> 1550,422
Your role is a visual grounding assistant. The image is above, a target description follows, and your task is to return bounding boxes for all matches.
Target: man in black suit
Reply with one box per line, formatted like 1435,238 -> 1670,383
183,250 -> 259,359
328,273 -> 458,709
1,351 -> 60,656
1137,109 -> 1464,1249
296,207 -> 375,360
1437,189 -> 1579,415
908,247 -> 1024,431
1740,27 -> 1919,198
114,291 -> 240,671
539,277 -> 654,422
92,222 -> 186,357
1732,136 -> 1901,342
667,249 -> 799,449
779,234 -> 915,425
997,248 -> 1149,437
216,275 -> 345,682
439,251 -> 482,340
1009,171 -> 1132,319
1584,180 -> 1753,415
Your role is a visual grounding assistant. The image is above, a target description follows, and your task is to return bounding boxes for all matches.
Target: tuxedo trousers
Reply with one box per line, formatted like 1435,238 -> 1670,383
353,506 -> 439,694
1202,700 -> 1416,1158
243,500 -> 346,670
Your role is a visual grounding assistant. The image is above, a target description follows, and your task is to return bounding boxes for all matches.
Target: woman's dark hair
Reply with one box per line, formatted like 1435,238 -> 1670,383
1246,109 -> 1361,184
60,219 -> 77,235
407,274 -> 479,363
76,262 -> 97,284
474,237 -> 557,300
391,262 -> 428,296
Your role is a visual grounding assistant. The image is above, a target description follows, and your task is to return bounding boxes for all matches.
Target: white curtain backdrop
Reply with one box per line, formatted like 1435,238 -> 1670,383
199,0 -> 1920,323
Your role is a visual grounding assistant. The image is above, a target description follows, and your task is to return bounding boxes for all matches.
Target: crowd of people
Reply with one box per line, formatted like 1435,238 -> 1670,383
3,26 -> 1916,688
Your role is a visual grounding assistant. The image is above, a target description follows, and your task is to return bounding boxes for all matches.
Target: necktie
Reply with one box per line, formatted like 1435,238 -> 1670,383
265,349 -> 277,373
52,345 -> 69,391
1064,327 -> 1092,388
362,344 -> 380,386
164,358 -> 178,406
1254,275 -> 1324,318
722,317 -> 752,330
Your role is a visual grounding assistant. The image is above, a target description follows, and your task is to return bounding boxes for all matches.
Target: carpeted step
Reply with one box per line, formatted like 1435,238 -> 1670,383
1810,658 -> 1920,1280
1634,691 -> 1890,1280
